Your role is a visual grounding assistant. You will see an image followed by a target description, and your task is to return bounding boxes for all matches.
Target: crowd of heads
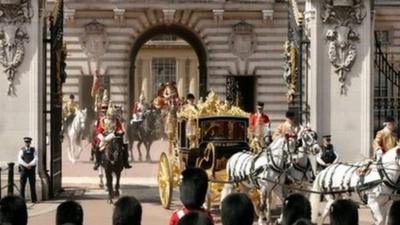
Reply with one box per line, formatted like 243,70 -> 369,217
2,168 -> 400,225
0,195 -> 142,225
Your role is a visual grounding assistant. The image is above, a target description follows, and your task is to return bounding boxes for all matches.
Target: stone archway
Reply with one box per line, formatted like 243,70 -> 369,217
128,24 -> 208,111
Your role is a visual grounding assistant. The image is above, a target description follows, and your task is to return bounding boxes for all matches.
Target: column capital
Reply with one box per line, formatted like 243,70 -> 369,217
64,8 -> 76,24
212,9 -> 224,24
162,9 -> 176,24
113,8 -> 126,23
261,9 -> 274,24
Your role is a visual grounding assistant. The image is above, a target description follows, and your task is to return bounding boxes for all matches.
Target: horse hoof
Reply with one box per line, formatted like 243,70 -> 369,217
115,191 -> 120,197
108,199 -> 113,204
99,183 -> 104,188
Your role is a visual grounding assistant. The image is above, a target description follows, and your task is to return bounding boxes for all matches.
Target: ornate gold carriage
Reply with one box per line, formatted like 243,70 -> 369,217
157,91 -> 260,209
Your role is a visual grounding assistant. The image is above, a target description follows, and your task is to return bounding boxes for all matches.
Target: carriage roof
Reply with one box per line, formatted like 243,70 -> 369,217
177,91 -> 249,120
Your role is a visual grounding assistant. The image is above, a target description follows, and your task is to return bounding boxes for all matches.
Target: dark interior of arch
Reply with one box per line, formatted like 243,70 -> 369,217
129,24 -> 208,109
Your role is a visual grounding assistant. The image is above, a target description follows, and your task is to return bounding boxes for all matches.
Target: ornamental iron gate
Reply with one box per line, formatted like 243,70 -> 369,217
286,0 -> 309,124
226,76 -> 255,113
48,0 -> 65,197
374,31 -> 400,135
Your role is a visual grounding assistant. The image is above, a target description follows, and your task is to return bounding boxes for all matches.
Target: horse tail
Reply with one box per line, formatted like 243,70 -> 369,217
310,173 -> 322,223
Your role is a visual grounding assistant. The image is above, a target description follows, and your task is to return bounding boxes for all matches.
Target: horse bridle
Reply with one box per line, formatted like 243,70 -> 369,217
289,129 -> 319,181
297,129 -> 319,155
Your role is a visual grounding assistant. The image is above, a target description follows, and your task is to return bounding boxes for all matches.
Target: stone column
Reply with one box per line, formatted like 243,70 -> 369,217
176,58 -> 186,97
306,0 -> 373,161
189,59 -> 199,98
134,58 -> 143,101
0,1 -> 47,199
141,58 -> 151,100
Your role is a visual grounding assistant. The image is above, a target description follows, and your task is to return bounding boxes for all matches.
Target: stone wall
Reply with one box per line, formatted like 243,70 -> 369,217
0,1 -> 45,164
55,0 -> 290,124
375,3 -> 400,70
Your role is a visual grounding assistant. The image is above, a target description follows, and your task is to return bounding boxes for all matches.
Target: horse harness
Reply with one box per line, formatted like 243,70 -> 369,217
247,141 -> 290,188
291,159 -> 313,182
377,159 -> 400,190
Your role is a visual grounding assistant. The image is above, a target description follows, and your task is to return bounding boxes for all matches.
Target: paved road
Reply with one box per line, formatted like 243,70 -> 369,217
28,140 -> 375,225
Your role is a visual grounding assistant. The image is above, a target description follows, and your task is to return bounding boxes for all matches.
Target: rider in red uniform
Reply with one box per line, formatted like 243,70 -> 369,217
93,103 -> 131,170
131,92 -> 148,124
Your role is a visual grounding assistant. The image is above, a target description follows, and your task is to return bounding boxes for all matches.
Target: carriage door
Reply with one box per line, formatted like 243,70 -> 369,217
226,76 -> 256,112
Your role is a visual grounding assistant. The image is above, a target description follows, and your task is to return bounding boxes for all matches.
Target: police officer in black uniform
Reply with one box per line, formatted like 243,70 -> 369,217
18,137 -> 38,203
316,135 -> 338,172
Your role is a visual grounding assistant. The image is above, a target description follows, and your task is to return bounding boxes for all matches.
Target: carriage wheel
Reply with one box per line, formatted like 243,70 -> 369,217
157,152 -> 173,209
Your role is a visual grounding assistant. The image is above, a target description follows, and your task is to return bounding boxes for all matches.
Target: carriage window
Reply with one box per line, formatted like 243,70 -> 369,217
201,120 -> 246,141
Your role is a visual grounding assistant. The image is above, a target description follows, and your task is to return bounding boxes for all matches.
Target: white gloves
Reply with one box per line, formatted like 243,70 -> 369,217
97,133 -> 105,141
376,149 -> 383,160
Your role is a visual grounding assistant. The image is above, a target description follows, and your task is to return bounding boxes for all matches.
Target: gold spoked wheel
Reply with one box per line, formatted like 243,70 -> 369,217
157,152 -> 173,209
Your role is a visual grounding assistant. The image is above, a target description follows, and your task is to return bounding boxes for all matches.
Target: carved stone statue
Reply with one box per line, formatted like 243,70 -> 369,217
0,0 -> 33,95
229,20 -> 257,60
321,0 -> 366,94
81,20 -> 109,61
0,24 -> 28,95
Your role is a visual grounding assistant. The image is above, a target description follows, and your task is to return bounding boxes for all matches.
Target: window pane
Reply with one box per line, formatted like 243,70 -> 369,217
152,58 -> 176,97
376,30 -> 390,44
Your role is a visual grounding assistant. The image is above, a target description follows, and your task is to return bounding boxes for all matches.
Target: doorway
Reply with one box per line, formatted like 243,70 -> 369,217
226,76 -> 256,113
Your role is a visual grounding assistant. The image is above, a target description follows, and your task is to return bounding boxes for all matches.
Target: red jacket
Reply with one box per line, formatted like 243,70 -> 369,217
95,116 -> 124,135
249,113 -> 270,131
168,207 -> 213,225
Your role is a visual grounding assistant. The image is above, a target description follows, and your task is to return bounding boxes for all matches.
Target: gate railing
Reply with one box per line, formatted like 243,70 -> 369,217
0,163 -> 19,199
374,31 -> 400,134
48,0 -> 65,198
286,0 -> 308,123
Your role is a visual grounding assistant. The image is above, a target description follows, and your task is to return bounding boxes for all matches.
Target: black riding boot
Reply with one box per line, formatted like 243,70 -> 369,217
93,148 -> 102,170
123,145 -> 132,169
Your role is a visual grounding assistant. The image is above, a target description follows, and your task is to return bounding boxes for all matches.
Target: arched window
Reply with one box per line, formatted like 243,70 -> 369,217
152,57 -> 176,97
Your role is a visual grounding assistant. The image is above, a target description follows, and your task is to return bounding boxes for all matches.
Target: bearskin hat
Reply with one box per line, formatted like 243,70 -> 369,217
281,193 -> 311,225
329,199 -> 358,225
388,200 -> 400,225
179,168 -> 208,210
221,193 -> 254,225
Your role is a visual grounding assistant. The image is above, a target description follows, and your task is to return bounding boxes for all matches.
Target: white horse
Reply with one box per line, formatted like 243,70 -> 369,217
286,127 -> 320,187
64,108 -> 87,163
310,146 -> 400,225
221,136 -> 295,225
221,126 -> 320,225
